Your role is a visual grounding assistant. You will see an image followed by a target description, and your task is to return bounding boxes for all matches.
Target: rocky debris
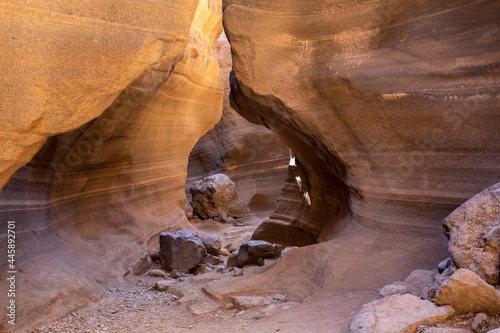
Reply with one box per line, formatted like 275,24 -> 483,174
220,248 -> 230,256
126,252 -> 152,276
443,182 -> 500,285
148,249 -> 160,261
416,312 -> 500,332
159,229 -> 206,273
273,294 -> 287,302
489,329 -> 500,333
147,269 -> 166,278
424,267 -> 453,301
204,254 -> 223,266
420,328 -> 470,333
189,174 -> 247,219
471,313 -> 488,333
435,269 -> 500,315
378,282 -> 408,299
254,304 -> 280,319
226,252 -> 239,267
232,296 -> 272,311
349,294 -> 455,333
225,243 -> 239,253
438,258 -> 452,274
169,270 -> 181,279
199,233 -> 222,256
155,280 -> 176,292
237,240 -> 281,268
405,269 -> 437,297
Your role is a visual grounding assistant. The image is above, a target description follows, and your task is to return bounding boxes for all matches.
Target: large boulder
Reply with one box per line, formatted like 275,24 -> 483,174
434,268 -> 500,315
189,173 -> 246,219
443,182 -> 500,285
159,229 -> 206,273
237,240 -> 281,268
349,294 -> 455,333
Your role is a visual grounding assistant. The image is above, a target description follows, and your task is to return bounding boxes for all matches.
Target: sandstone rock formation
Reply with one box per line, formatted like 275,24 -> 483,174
0,0 -> 223,330
349,294 -> 455,333
189,173 -> 246,219
434,269 -> 500,315
443,182 -> 500,285
223,0 -> 500,248
186,31 -> 289,217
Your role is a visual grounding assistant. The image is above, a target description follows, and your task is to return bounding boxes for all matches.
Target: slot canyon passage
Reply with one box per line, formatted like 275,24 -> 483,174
0,0 -> 499,332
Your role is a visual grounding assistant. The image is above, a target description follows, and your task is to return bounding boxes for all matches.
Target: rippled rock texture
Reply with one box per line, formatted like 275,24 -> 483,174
0,0 -> 223,330
224,0 -> 500,246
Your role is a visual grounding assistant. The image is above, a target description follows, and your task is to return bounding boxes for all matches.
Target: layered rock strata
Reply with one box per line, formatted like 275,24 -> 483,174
223,0 -> 500,245
0,0 -> 223,330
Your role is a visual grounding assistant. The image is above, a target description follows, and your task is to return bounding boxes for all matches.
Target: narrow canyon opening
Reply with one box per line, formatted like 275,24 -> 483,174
1,0 -> 499,332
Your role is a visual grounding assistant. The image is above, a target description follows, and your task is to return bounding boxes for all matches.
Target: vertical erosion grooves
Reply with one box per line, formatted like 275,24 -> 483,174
0,0 -> 224,330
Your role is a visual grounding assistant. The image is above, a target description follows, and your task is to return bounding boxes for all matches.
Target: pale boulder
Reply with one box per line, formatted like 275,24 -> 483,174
349,294 -> 455,333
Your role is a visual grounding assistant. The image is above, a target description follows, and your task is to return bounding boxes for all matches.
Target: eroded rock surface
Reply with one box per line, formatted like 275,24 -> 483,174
0,0 -> 223,330
444,182 -> 500,285
224,0 -> 500,246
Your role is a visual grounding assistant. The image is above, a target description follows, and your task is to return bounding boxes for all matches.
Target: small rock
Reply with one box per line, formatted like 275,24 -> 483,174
233,296 -> 272,311
471,313 -> 488,333
199,233 -> 222,256
404,270 -> 436,297
126,252 -> 152,275
273,294 -> 287,302
148,249 -> 160,260
155,280 -> 176,291
226,252 -> 238,267
434,268 -> 500,315
193,265 -> 207,275
378,282 -> 408,299
255,304 -> 279,319
225,243 -> 239,253
205,254 -> 223,265
438,258 -> 451,274
237,240 -> 281,268
169,270 -> 181,279
147,269 -> 166,278
220,248 -> 230,256
349,294 -> 455,333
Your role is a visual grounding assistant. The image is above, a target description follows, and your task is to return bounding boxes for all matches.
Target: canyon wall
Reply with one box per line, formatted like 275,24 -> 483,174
187,32 -> 290,217
224,0 -> 500,248
0,0 -> 223,330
